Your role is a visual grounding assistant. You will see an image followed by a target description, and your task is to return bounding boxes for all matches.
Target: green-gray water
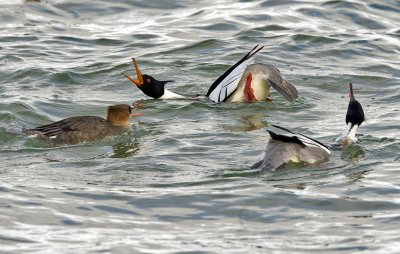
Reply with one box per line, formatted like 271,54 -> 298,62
0,0 -> 399,253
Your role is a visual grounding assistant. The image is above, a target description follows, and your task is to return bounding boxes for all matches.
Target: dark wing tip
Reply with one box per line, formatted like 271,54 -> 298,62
270,124 -> 294,134
267,128 -> 304,147
269,125 -> 330,151
249,44 -> 264,58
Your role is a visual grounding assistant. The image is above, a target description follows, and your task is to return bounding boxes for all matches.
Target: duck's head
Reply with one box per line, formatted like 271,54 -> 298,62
125,58 -> 173,99
106,103 -> 142,126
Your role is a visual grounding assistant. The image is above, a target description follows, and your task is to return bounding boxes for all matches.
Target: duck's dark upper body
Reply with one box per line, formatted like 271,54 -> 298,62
346,83 -> 365,127
24,104 -> 136,145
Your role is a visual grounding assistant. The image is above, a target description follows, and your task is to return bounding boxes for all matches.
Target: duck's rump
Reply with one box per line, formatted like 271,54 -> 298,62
253,126 -> 331,171
24,116 -> 130,145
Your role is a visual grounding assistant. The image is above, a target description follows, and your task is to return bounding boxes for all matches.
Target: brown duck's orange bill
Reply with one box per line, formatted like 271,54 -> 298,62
131,113 -> 144,117
125,58 -> 144,86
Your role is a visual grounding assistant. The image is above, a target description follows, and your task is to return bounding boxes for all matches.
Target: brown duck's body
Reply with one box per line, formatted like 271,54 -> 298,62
24,104 -> 134,145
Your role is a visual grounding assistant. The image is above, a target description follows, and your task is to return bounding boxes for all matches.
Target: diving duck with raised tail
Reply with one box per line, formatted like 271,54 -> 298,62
18,103 -> 142,145
252,83 -> 365,171
207,45 -> 298,103
334,82 -> 365,147
125,45 -> 298,102
251,125 -> 332,171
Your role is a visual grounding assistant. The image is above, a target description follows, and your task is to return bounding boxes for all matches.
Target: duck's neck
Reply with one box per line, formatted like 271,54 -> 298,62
159,89 -> 186,99
106,114 -> 130,127
334,123 -> 359,146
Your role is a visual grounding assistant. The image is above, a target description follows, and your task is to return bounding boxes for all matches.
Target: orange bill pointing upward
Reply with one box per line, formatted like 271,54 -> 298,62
125,58 -> 144,86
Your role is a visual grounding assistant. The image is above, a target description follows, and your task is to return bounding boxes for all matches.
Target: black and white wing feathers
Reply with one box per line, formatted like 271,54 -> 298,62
271,125 -> 331,155
253,125 -> 331,171
207,45 -> 264,103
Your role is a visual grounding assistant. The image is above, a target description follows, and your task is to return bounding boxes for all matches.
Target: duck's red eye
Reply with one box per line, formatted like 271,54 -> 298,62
147,78 -> 151,83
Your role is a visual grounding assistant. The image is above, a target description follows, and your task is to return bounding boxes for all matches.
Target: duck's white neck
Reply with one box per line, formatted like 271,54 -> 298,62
160,89 -> 186,99
335,123 -> 359,146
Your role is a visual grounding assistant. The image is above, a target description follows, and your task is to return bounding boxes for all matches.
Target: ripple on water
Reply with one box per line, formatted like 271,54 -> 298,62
260,0 -> 305,7
159,39 -> 223,55
237,13 -> 272,22
255,24 -> 290,31
0,55 -> 24,67
0,35 -> 39,43
291,34 -> 341,44
195,22 -> 240,31
123,1 -> 185,9
297,7 -> 327,18
369,3 -> 400,13
322,0 -> 366,10
339,10 -> 387,30
53,36 -> 126,46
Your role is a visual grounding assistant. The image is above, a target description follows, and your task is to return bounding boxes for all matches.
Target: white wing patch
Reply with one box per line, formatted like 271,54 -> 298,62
271,125 -> 331,155
208,58 -> 254,103
295,133 -> 331,155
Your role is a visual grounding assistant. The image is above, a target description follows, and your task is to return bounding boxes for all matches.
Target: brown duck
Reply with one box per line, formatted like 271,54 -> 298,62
23,104 -> 142,145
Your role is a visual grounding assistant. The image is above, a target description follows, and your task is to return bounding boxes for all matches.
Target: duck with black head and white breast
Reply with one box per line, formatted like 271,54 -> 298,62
125,45 -> 298,103
125,58 -> 186,100
252,83 -> 365,171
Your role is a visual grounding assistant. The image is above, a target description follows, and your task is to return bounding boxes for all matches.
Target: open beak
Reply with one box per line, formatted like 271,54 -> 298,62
125,58 -> 144,86
130,100 -> 143,117
131,113 -> 143,117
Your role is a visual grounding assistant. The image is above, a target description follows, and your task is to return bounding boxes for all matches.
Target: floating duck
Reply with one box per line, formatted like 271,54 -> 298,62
21,103 -> 142,145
